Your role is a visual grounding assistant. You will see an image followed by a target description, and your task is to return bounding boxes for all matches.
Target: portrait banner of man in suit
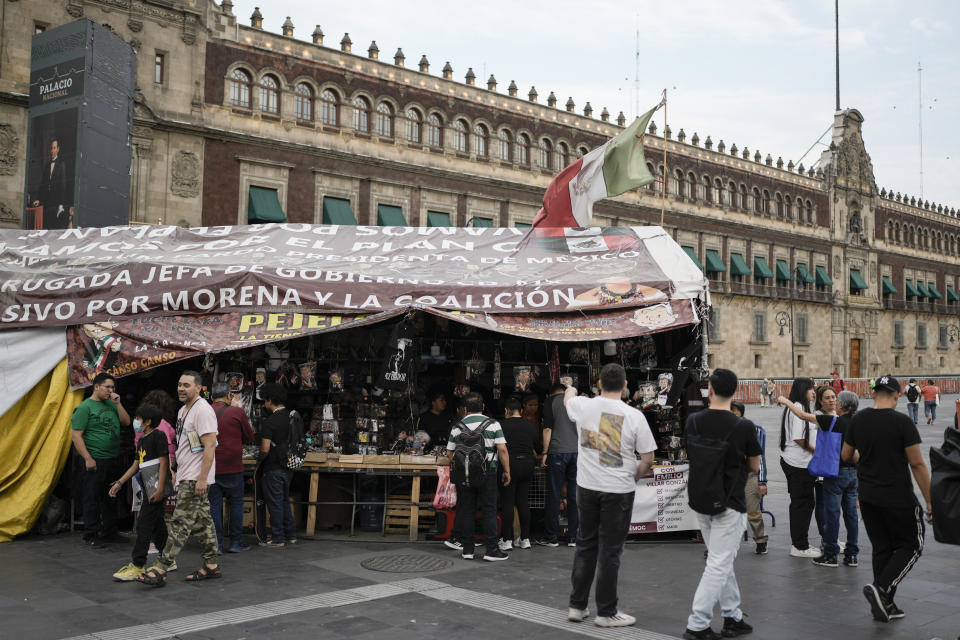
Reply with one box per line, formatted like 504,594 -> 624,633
25,108 -> 78,230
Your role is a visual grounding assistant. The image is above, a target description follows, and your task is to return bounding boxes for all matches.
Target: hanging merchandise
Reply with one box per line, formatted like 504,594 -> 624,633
378,317 -> 417,391
255,367 -> 266,400
492,342 -> 502,399
514,366 -> 532,392
465,344 -> 485,381
299,361 -> 317,390
550,344 -> 560,385
226,372 -> 244,392
589,342 -> 602,392
328,368 -> 344,393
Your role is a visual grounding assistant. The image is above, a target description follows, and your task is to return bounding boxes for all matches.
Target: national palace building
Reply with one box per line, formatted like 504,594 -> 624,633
2,0 -> 959,380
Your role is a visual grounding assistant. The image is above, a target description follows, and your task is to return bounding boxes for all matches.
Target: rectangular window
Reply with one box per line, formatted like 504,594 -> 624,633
797,354 -> 803,369
35,23 -> 47,34
796,313 -> 808,343
895,355 -> 900,368
917,323 -> 927,348
154,52 -> 165,85
894,321 -> 904,347
708,308 -> 720,342
940,324 -> 949,349
753,313 -> 766,342
754,354 -> 761,369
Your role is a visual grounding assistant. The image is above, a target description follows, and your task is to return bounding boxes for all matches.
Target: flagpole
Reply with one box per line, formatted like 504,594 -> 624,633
661,88 -> 667,227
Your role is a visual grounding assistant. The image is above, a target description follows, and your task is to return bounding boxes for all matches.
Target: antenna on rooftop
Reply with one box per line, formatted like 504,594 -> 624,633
918,59 -> 924,199
634,13 -> 640,119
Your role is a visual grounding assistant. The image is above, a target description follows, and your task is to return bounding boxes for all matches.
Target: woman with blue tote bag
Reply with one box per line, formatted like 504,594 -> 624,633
781,390 -> 861,568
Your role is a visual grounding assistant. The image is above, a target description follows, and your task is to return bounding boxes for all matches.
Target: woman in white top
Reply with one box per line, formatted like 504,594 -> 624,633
777,377 -> 819,558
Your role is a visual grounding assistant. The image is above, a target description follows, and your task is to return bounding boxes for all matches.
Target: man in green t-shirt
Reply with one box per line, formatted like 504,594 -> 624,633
72,372 -> 131,546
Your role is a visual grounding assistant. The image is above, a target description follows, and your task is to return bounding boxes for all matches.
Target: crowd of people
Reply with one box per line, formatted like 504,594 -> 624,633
70,364 -> 938,637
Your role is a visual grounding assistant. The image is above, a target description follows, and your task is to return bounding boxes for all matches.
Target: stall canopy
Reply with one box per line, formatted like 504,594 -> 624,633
0,224 -> 708,388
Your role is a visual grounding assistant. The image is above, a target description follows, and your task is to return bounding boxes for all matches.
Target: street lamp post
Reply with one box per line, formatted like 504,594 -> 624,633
776,311 -> 796,379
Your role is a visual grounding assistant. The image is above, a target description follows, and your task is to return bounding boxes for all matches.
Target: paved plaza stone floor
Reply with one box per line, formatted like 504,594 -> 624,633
1,395 -> 958,640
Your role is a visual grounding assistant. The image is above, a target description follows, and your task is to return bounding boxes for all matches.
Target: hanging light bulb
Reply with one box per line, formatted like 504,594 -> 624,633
603,340 -> 617,356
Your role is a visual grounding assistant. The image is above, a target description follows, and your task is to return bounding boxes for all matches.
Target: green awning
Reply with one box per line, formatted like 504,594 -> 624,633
682,246 -> 703,270
881,276 -> 898,295
849,269 -> 869,291
927,283 -> 943,299
753,256 -> 774,279
815,265 -> 833,287
377,204 -> 406,226
775,259 -> 792,282
796,263 -> 815,284
905,279 -> 921,298
427,211 -> 451,227
915,282 -> 931,299
248,186 -> 287,223
514,222 -> 531,228
704,249 -> 726,273
322,197 -> 357,225
948,285 -> 959,303
730,253 -> 751,276
470,216 -> 494,227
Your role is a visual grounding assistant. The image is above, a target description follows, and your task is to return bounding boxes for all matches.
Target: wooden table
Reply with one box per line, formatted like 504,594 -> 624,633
244,458 -> 444,541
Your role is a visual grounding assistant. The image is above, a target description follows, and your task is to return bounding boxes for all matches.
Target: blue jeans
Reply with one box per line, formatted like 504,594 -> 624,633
263,468 -> 296,543
688,508 -> 747,632
209,472 -> 246,548
570,487 -> 634,617
544,452 -> 579,539
906,403 -> 919,424
821,468 -> 860,557
924,401 -> 937,421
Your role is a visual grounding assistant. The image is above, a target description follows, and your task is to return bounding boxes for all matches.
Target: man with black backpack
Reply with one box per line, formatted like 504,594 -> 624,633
683,369 -> 762,640
445,392 -> 511,562
903,379 -> 921,425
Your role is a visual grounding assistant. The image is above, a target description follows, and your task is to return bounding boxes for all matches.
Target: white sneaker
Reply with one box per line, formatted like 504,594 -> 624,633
594,611 -> 636,627
443,539 -> 463,551
498,538 -> 513,551
790,545 -> 820,558
568,607 -> 590,622
516,538 -> 531,549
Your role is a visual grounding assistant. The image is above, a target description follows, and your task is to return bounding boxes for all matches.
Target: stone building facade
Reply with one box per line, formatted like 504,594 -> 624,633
2,0 -> 959,379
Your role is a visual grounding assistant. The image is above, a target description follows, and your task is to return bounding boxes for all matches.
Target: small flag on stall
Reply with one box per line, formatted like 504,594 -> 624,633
532,103 -> 660,229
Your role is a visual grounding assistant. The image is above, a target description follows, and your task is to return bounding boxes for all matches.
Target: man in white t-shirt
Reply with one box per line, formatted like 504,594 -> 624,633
138,370 -> 221,587
565,363 -> 656,628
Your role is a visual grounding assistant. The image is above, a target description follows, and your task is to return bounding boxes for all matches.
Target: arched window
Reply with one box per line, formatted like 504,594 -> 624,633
577,146 -> 589,158
805,200 -> 813,223
775,193 -> 784,217
294,82 -> 313,121
353,96 -> 371,132
752,187 -> 762,213
687,172 -> 697,200
230,68 -> 252,108
426,114 -> 443,147
320,89 -> 338,126
259,74 -> 280,114
472,124 -> 488,158
656,165 -> 665,194
646,163 -> 656,190
728,181 -> 738,208
405,108 -> 422,143
762,190 -> 771,214
497,129 -> 512,162
714,178 -> 724,205
558,142 -> 570,169
739,184 -> 747,210
784,196 -> 793,220
517,133 -> 530,165
702,175 -> 712,203
538,139 -> 553,169
375,102 -> 394,137
453,119 -> 468,152
673,169 -> 684,196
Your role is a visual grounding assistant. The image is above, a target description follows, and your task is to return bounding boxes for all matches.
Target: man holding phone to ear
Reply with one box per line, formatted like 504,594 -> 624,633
71,372 -> 131,547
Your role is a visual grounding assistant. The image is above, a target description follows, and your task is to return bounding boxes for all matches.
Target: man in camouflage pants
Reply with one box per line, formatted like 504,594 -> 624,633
139,371 -> 221,586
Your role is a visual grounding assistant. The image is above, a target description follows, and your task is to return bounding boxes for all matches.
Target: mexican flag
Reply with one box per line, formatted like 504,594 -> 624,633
533,105 -> 658,228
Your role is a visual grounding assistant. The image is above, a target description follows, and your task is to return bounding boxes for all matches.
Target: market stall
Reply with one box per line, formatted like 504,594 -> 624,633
0,223 -> 708,540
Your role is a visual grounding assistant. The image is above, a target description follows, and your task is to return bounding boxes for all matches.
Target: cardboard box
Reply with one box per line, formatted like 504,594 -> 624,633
241,496 -> 304,532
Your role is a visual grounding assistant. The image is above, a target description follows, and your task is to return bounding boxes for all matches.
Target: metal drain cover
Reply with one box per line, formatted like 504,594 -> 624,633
360,554 -> 454,573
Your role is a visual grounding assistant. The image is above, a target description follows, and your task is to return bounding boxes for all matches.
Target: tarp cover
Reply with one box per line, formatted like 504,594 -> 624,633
0,224 -> 707,329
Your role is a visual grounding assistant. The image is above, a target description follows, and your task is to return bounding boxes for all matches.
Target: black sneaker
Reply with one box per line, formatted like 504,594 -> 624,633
683,627 -> 722,640
843,554 -> 858,567
461,545 -> 475,560
721,614 -> 753,637
863,584 -> 891,622
443,539 -> 463,551
886,602 -> 905,620
755,542 -> 767,555
535,537 -> 559,547
812,554 -> 838,567
482,549 -> 509,562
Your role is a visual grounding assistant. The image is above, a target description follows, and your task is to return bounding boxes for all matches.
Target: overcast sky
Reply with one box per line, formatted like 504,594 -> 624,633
232,0 -> 959,208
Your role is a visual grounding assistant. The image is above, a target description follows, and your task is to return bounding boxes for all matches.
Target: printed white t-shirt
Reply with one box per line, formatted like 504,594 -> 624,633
780,401 -> 818,468
565,395 -> 657,494
174,396 -> 218,487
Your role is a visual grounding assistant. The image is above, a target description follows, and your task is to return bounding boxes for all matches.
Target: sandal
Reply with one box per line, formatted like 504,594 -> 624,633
137,567 -> 166,588
184,564 -> 222,581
